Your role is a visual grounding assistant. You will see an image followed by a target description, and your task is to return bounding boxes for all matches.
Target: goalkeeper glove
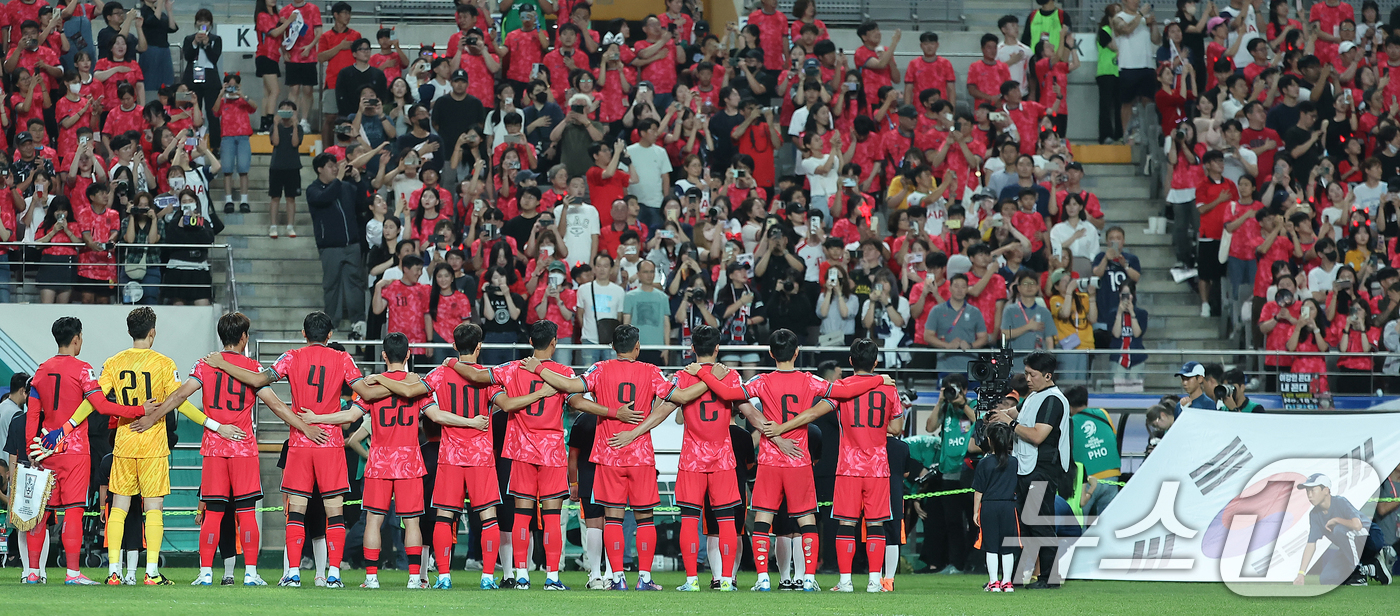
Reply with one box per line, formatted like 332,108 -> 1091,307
39,421 -> 74,452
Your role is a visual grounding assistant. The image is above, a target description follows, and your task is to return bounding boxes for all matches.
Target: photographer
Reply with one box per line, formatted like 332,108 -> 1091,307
213,73 -> 258,214
1216,368 -> 1263,412
754,220 -> 804,295
990,351 -> 1071,589
1107,282 -> 1148,386
861,271 -> 910,367
179,10 -> 223,146
766,271 -> 817,347
674,274 -> 719,363
1066,385 -> 1121,517
480,265 -> 526,366
921,374 -> 976,575
713,261 -> 766,377
163,187 -> 223,306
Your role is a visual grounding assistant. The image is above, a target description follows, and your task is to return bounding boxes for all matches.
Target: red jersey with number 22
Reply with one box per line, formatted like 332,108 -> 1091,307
271,344 -> 364,448
834,383 -> 903,477
425,363 -> 500,467
191,352 -> 262,458
354,371 -> 437,479
492,359 -> 575,467
674,365 -> 741,473
578,359 -> 673,467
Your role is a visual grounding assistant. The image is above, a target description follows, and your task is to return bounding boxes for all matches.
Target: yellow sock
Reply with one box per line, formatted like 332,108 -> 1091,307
106,508 -> 128,575
145,511 -> 164,576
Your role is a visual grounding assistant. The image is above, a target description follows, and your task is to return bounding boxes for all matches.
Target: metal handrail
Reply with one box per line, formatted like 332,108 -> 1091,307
0,241 -> 233,304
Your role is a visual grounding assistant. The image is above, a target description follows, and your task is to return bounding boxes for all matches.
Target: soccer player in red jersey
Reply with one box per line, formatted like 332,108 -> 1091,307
142,312 -> 331,587
690,328 -> 894,591
759,339 -> 905,593
532,324 -> 708,591
204,311 -> 413,588
24,317 -> 148,585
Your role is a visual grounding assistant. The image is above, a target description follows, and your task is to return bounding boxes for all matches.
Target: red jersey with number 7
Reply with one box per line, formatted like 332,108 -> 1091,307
26,355 -> 104,457
270,344 -> 365,448
491,359 -> 575,467
576,358 -> 674,467
353,371 -> 437,479
425,363 -> 501,467
191,352 -> 263,458
673,365 -> 741,473
834,383 -> 903,477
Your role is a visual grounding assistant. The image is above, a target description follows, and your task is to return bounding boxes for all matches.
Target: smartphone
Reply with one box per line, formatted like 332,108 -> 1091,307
530,63 -> 542,79
657,230 -> 675,239
79,135 -> 90,146
176,91 -> 192,102
185,136 -> 198,148
946,219 -> 962,230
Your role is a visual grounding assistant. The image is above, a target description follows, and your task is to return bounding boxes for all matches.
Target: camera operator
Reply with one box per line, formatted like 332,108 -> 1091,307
921,374 -> 976,574
765,272 -> 817,346
479,265 -> 526,366
755,221 -> 804,296
989,351 -> 1070,589
1215,367 -> 1262,412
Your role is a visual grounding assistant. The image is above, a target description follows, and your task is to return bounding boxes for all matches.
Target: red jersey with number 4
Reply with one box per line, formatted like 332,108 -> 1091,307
270,344 -> 364,448
26,355 -> 103,456
426,364 -> 500,467
192,352 -> 262,458
578,358 -> 673,467
492,359 -> 575,467
834,383 -> 903,477
354,371 -> 436,479
674,365 -> 741,473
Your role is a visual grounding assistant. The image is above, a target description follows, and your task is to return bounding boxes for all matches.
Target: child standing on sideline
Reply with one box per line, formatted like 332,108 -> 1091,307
215,73 -> 259,214
973,422 -> 1021,592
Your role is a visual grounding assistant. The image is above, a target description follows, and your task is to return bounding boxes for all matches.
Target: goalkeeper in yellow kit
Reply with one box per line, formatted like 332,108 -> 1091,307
99,308 -> 246,585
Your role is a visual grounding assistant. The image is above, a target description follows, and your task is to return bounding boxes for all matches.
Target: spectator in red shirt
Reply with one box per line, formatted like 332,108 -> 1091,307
1195,150 -> 1237,317
747,0 -> 789,72
967,33 -> 1011,107
214,74 -> 258,214
1154,64 -> 1195,138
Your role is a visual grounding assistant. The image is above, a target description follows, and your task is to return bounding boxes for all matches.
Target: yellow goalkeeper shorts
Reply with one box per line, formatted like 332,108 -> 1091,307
110,456 -> 171,498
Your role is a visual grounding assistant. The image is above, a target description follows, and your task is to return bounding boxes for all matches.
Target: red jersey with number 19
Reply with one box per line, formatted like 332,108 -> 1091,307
834,383 -> 903,477
270,344 -> 364,448
191,352 -> 262,458
26,355 -> 103,456
673,365 -> 741,473
353,371 -> 437,479
577,359 -> 674,467
425,364 -> 501,467
491,359 -> 575,467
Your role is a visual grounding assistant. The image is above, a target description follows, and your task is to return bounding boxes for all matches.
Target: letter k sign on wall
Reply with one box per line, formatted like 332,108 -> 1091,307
222,24 -> 257,53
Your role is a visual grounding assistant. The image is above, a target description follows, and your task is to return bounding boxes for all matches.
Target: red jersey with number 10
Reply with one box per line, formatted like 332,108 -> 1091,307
26,355 -> 103,457
578,359 -> 674,467
674,365 -> 741,473
425,363 -> 501,467
353,371 -> 437,479
191,352 -> 263,458
834,382 -> 903,477
270,344 -> 364,448
491,359 -> 575,467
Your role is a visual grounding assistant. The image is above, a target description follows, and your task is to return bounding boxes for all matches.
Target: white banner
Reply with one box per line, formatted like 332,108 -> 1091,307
1066,411 -> 1400,584
221,24 -> 257,53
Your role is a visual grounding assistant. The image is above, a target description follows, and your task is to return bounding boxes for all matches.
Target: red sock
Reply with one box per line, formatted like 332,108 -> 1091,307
325,515 -> 346,572
603,518 -> 625,574
434,520 -> 455,575
199,509 -> 224,568
836,535 -> 856,575
235,509 -> 260,566
285,512 -> 306,571
866,534 -> 887,575
26,520 -> 45,570
802,531 -> 819,575
62,508 -> 83,569
542,510 -> 561,573
512,511 -> 532,571
717,515 -> 737,577
407,546 -> 422,576
480,520 -> 500,576
636,518 -> 656,573
365,548 -> 380,575
680,515 -> 700,577
751,532 -> 771,573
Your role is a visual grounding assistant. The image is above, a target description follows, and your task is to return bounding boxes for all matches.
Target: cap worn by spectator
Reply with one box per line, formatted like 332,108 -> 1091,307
785,201 -> 807,214
1048,268 -> 1069,290
1338,41 -> 1357,54
1206,16 -> 1227,31
1176,361 -> 1205,378
515,169 -> 538,184
451,69 -> 469,82
16,132 -> 32,145
1066,161 -> 1084,172
946,254 -> 972,277
547,260 -> 568,274
897,105 -> 918,119
1296,473 -> 1332,490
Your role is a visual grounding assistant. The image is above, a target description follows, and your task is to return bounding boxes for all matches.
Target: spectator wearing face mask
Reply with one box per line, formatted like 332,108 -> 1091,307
527,259 -> 577,365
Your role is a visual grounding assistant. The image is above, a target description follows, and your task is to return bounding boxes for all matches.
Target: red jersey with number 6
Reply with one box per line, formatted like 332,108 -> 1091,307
425,363 -> 501,467
834,383 -> 903,477
673,364 -> 741,473
491,359 -> 575,467
270,344 -> 364,449
353,371 -> 437,479
577,358 -> 674,467
191,352 -> 262,458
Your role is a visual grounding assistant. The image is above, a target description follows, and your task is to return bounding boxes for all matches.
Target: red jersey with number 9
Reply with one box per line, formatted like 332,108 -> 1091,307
834,383 -> 903,477
578,359 -> 673,467
673,364 -> 741,473
191,351 -> 263,458
425,363 -> 500,467
270,344 -> 364,448
491,359 -> 575,467
353,371 -> 436,479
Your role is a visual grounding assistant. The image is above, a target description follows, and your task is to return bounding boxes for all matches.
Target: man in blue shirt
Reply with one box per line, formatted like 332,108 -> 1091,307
1293,474 -> 1391,587
1174,362 -> 1215,418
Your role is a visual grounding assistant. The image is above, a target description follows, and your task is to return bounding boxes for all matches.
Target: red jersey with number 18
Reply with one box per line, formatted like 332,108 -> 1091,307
270,344 -> 364,448
673,365 -> 741,473
834,383 -> 903,477
191,352 -> 262,458
425,363 -> 501,467
577,359 -> 674,467
353,371 -> 437,479
491,359 -> 575,467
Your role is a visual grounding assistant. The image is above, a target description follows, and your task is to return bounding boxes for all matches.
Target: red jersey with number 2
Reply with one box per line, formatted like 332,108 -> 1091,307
270,344 -> 364,448
578,358 -> 673,467
492,359 -> 575,467
425,363 -> 500,467
192,352 -> 262,458
354,371 -> 437,479
673,365 -> 741,473
834,383 -> 903,477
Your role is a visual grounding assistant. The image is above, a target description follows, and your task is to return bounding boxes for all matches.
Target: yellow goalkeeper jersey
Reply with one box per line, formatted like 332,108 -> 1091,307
100,348 -> 183,459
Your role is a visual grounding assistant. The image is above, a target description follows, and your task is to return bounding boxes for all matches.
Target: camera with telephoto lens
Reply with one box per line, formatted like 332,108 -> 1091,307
1214,384 -> 1235,402
968,340 -> 1016,447
467,36 -> 480,47
687,287 -> 707,302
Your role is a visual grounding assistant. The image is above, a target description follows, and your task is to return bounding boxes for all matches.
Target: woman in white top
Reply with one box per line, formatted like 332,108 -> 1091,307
484,83 -> 528,150
1192,93 -> 1225,151
672,154 -> 711,212
817,265 -> 859,344
739,197 -> 767,254
1049,193 -> 1101,276
800,130 -> 842,221
860,271 -> 911,368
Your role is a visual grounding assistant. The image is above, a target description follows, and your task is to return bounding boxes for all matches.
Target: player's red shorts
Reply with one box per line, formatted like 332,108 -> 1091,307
282,446 -> 350,498
832,475 -> 892,523
751,464 -> 817,518
675,469 -> 741,511
507,461 -> 569,501
364,477 -> 426,517
201,456 -> 263,502
44,454 -> 90,511
592,465 -> 660,510
432,464 -> 503,513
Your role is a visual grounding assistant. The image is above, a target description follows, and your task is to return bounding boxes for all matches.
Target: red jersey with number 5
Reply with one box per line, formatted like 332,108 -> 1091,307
26,355 -> 103,456
425,363 -> 500,467
578,358 -> 674,467
834,383 -> 903,477
353,371 -> 436,479
191,351 -> 263,458
673,364 -> 741,473
491,359 -> 575,467
270,344 -> 364,448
